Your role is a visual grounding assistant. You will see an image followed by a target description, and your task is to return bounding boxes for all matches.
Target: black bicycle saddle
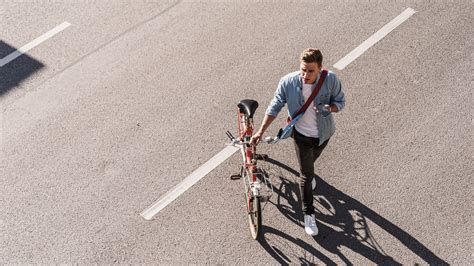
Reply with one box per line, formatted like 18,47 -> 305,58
238,99 -> 259,119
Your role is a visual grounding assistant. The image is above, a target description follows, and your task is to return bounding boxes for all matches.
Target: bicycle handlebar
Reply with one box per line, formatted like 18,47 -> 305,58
226,130 -> 277,146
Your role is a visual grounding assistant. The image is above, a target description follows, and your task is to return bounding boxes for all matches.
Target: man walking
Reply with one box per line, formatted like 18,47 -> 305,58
251,48 -> 346,236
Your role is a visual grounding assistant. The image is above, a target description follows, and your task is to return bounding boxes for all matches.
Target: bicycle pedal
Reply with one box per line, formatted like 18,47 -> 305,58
259,196 -> 269,202
255,154 -> 268,160
230,174 -> 241,180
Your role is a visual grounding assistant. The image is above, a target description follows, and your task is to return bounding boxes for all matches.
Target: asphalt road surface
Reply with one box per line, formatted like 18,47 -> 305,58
1,0 -> 472,264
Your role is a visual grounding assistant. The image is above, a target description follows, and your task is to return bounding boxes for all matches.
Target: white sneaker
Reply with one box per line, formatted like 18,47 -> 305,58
304,214 -> 318,236
312,178 -> 316,190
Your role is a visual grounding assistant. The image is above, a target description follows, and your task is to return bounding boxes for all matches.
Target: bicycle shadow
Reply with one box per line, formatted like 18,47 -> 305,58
258,226 -> 336,265
259,157 -> 448,265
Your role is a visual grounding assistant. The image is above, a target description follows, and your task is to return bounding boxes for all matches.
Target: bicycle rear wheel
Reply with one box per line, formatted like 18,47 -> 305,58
247,192 -> 262,239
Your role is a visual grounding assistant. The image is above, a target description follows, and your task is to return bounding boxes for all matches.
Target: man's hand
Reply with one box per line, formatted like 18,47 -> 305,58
315,104 -> 338,114
250,114 -> 276,146
315,104 -> 331,113
250,130 -> 263,145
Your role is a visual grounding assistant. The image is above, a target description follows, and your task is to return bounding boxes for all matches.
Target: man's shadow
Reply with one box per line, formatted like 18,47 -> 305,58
257,156 -> 448,265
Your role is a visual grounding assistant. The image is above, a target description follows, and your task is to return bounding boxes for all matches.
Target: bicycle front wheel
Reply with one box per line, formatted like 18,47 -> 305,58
247,194 -> 262,239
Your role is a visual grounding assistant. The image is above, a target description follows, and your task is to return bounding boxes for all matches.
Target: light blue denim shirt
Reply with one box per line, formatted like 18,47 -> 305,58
266,70 -> 346,145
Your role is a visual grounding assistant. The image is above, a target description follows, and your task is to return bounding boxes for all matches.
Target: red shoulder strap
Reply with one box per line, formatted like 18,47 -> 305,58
292,69 -> 328,118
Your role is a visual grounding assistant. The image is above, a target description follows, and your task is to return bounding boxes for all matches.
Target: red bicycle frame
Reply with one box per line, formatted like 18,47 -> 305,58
237,109 -> 257,181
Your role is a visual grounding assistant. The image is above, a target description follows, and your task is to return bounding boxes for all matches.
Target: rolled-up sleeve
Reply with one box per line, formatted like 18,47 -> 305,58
265,78 -> 287,117
331,75 -> 345,112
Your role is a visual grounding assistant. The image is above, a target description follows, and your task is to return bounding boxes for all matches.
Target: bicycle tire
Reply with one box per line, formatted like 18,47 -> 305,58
247,194 -> 262,239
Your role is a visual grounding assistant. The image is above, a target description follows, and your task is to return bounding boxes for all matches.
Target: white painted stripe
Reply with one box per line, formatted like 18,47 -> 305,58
0,22 -> 71,67
140,145 -> 239,220
333,8 -> 415,70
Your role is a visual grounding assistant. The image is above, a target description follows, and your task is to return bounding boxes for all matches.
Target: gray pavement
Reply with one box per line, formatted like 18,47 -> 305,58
1,0 -> 472,264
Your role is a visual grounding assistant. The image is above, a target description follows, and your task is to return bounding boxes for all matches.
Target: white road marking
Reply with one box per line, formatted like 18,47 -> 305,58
333,8 -> 416,70
0,22 -> 71,67
140,145 -> 239,220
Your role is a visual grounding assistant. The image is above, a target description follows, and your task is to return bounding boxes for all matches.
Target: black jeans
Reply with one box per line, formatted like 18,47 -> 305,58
293,129 -> 329,215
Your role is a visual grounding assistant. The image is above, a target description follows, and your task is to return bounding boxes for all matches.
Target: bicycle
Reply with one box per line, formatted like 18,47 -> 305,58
226,99 -> 274,240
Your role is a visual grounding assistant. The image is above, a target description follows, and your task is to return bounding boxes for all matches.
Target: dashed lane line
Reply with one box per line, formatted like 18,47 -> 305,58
140,145 -> 239,220
333,8 -> 416,70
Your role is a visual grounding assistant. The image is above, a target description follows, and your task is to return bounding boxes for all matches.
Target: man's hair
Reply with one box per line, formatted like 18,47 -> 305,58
300,48 -> 323,65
